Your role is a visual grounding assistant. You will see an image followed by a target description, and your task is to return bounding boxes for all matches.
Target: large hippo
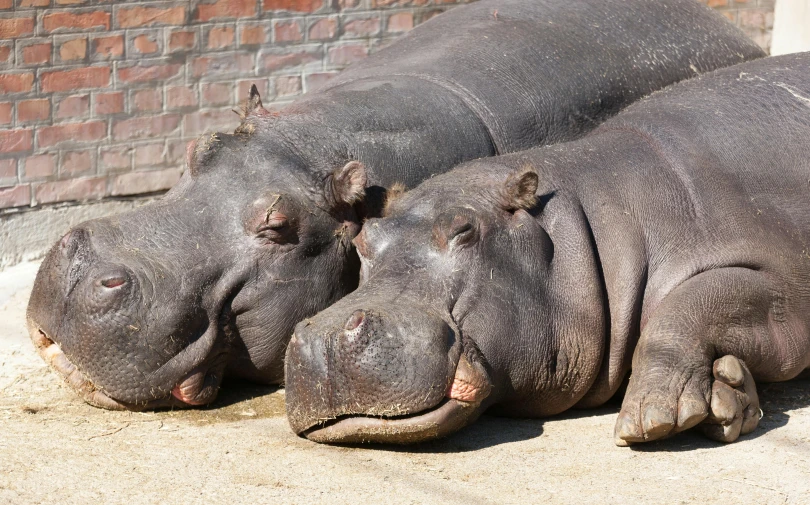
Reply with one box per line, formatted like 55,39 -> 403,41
26,0 -> 764,410
285,52 -> 810,445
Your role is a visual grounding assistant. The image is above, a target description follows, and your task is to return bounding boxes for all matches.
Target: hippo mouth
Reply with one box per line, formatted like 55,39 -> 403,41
27,318 -> 223,411
301,355 -> 492,444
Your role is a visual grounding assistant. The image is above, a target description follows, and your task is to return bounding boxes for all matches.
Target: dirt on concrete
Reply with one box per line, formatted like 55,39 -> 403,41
1,261 -> 809,505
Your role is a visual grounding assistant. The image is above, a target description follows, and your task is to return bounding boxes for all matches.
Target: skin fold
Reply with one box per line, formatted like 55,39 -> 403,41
285,53 -> 810,446
26,0 -> 764,410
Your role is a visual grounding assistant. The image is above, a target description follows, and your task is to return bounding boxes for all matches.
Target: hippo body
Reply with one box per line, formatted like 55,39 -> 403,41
286,53 -> 810,445
27,0 -> 765,410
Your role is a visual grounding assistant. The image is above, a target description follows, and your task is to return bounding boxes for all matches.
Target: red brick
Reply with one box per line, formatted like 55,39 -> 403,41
56,94 -> 90,119
0,45 -> 10,62
275,75 -> 301,97
34,177 -> 106,205
17,99 -> 50,122
132,89 -> 162,112
118,63 -> 182,83
328,44 -> 367,65
202,82 -> 232,105
263,0 -> 322,13
134,143 -> 165,167
0,0 -> 13,8
208,26 -> 234,49
387,12 -> 413,33
0,102 -> 11,125
197,0 -> 256,21
38,121 -> 106,147
43,11 -> 110,32
23,154 -> 56,179
110,167 -> 182,196
61,150 -> 93,176
59,38 -> 87,61
240,25 -> 266,45
417,9 -> 443,23
0,129 -> 32,153
304,71 -> 337,91
56,0 -> 88,4
94,91 -> 124,115
169,30 -> 196,52
274,20 -> 303,42
0,73 -> 34,93
99,146 -> 131,173
113,114 -> 180,141
706,0 -> 729,6
0,158 -> 15,179
166,86 -> 197,109
739,9 -> 774,29
309,17 -> 337,40
0,16 -> 34,38
344,17 -> 380,37
22,43 -> 52,65
183,109 -> 239,136
93,35 -> 123,58
262,49 -> 320,71
166,139 -> 188,165
19,0 -> 49,6
191,53 -> 253,78
339,0 -> 361,7
117,6 -> 186,28
133,34 -> 159,54
41,67 -> 110,93
371,0 -> 408,6
0,184 -> 30,208
236,79 -> 268,101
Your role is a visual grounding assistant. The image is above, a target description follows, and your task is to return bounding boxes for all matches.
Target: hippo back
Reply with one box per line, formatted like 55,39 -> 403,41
311,0 -> 766,154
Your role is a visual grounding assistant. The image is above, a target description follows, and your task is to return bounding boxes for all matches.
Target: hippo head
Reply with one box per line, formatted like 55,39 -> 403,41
26,87 -> 368,410
285,161 -> 603,443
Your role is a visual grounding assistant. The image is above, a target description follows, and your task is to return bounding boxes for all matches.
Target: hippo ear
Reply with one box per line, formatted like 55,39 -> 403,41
500,167 -> 539,211
329,161 -> 367,206
238,84 -> 265,119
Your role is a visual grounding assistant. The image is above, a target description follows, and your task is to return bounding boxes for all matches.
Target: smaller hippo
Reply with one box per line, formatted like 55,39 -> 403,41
284,52 -> 810,445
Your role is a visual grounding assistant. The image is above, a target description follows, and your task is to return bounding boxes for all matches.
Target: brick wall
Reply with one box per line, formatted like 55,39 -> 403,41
707,0 -> 775,49
0,0 -> 772,213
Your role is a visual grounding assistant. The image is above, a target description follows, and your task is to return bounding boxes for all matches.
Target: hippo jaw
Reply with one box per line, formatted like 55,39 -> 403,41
299,353 -> 492,444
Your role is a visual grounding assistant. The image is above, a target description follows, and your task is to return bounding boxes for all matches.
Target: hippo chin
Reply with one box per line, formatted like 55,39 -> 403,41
285,53 -> 810,445
26,0 -> 764,409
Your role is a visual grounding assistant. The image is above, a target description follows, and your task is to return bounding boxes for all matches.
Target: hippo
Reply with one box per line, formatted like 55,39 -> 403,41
285,52 -> 810,446
26,0 -> 765,410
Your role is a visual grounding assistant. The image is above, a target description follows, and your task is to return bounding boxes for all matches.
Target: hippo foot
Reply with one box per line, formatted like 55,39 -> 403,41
614,355 -> 761,446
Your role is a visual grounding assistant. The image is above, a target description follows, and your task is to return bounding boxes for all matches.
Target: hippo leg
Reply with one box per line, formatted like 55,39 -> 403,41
612,267 -> 800,446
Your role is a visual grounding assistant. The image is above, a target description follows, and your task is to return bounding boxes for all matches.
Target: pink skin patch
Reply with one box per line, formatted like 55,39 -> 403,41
171,371 -> 208,405
448,377 -> 484,402
445,355 -> 490,403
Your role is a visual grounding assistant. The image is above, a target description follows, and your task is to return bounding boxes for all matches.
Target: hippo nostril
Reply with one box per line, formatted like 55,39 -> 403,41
344,310 -> 365,331
100,277 -> 127,289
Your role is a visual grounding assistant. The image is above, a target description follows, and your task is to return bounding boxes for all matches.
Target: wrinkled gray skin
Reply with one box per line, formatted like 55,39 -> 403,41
26,0 -> 764,410
286,53 -> 810,446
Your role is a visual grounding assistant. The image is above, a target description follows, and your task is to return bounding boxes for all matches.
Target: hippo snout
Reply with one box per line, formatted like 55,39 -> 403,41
285,299 -> 486,441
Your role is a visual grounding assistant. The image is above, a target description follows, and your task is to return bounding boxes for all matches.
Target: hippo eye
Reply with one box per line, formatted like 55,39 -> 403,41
100,277 -> 127,289
448,216 -> 477,248
256,212 -> 296,244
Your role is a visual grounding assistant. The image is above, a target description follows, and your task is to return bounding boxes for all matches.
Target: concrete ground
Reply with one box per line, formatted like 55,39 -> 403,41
1,261 -> 809,505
